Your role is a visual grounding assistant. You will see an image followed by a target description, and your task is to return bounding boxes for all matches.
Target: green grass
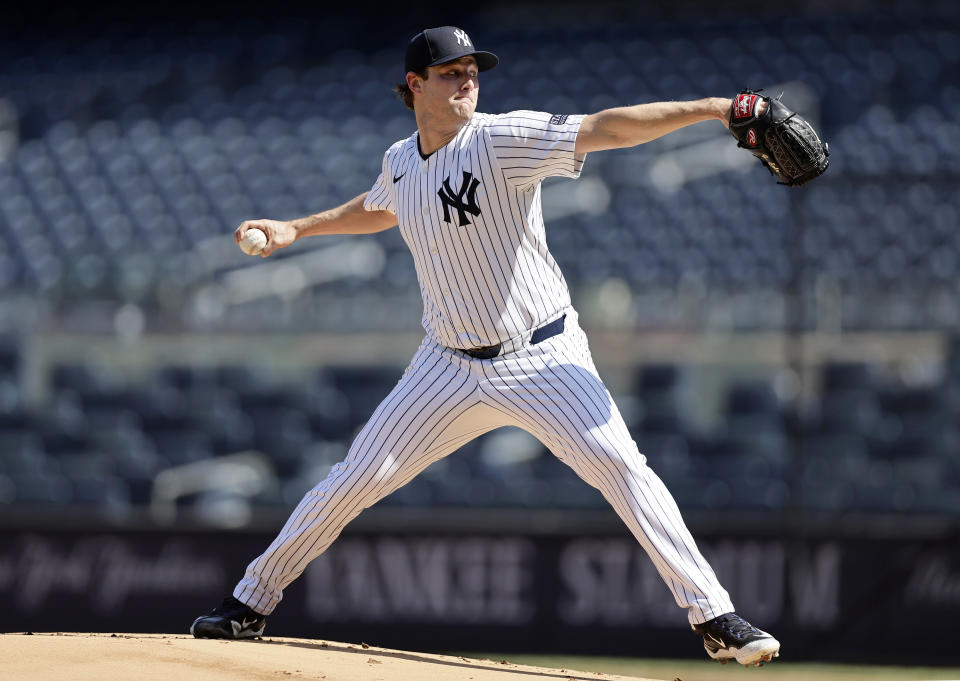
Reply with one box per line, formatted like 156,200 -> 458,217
459,654 -> 960,681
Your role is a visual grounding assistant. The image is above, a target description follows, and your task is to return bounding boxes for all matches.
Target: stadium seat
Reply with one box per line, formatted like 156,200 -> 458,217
2,6 -> 959,516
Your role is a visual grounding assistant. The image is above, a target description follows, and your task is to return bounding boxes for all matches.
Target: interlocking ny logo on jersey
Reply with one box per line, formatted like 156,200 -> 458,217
438,171 -> 482,226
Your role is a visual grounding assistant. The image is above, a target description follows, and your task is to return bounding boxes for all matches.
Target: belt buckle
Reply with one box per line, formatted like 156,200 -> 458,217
464,344 -> 501,360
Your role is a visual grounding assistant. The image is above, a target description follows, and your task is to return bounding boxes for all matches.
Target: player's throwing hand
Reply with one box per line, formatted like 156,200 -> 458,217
234,219 -> 296,257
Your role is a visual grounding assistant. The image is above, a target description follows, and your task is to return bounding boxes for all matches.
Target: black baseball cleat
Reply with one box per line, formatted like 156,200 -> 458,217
190,596 -> 267,639
692,612 -> 780,667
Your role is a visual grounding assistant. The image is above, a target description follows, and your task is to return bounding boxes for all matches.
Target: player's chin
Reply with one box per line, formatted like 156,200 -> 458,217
451,98 -> 476,118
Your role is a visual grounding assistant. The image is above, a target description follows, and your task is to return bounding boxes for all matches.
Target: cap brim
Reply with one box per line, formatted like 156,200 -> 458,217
428,50 -> 499,72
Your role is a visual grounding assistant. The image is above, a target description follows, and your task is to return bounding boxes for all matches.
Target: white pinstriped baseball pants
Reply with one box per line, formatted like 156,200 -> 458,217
234,309 -> 734,624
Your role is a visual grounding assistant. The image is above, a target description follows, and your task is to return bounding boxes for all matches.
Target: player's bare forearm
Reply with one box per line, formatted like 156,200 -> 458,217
575,98 -> 732,154
289,193 -> 397,238
234,193 -> 397,257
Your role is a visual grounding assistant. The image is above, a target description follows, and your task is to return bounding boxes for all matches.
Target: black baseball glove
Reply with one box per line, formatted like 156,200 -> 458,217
729,90 -> 829,186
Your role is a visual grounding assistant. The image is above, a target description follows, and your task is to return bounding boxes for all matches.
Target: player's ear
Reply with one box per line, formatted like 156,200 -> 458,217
407,71 -> 422,93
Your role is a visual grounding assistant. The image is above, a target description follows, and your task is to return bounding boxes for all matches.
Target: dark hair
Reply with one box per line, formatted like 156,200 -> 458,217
394,69 -> 427,110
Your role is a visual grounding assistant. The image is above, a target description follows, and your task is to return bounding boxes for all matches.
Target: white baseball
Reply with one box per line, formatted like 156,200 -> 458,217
239,228 -> 267,256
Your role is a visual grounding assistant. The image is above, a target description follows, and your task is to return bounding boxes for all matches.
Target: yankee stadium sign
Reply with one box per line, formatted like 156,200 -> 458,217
0,524 -> 955,664
304,536 -> 534,624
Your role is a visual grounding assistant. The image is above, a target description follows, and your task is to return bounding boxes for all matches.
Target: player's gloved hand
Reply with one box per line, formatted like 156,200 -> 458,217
235,219 -> 296,257
728,89 -> 829,186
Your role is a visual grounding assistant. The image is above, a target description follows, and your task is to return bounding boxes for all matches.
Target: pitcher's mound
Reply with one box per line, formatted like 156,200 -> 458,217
1,633 -> 664,681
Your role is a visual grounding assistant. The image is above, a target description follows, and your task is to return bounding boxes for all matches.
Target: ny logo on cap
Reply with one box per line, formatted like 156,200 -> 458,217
454,29 -> 471,47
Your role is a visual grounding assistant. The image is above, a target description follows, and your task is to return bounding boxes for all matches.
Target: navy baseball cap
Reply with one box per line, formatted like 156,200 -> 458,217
405,26 -> 499,74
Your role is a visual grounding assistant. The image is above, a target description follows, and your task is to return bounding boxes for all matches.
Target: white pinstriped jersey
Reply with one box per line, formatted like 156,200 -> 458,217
363,111 -> 586,349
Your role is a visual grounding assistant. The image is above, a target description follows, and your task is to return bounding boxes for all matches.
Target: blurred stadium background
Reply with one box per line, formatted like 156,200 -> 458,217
1,0 -> 958,668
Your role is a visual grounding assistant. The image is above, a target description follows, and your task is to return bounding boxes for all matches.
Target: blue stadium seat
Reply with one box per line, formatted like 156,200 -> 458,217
8,472 -> 73,505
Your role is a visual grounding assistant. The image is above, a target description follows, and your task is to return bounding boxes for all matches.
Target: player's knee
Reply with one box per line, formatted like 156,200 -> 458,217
588,445 -> 648,478
309,458 -> 407,505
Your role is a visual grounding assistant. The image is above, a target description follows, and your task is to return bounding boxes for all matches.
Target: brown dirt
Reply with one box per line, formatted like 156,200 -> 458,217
0,633 -> 664,681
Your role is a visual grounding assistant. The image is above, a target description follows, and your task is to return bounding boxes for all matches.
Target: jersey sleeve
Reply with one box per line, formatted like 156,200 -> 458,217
363,153 -> 395,213
487,111 -> 587,186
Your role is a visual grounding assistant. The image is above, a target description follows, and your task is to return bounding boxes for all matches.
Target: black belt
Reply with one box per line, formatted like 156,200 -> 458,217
460,314 -> 566,360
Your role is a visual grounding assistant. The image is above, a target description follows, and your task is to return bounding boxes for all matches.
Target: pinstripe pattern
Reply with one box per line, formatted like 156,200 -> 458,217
364,111 -> 584,350
234,315 -> 733,624
235,342 -> 508,614
232,111 -> 735,627
476,312 -> 733,623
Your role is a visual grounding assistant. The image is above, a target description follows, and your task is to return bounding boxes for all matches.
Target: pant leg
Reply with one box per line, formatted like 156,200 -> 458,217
235,344 -> 505,615
479,315 -> 734,625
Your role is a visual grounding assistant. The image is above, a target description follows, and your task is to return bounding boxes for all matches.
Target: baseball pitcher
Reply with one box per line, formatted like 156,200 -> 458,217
190,25 -> 820,667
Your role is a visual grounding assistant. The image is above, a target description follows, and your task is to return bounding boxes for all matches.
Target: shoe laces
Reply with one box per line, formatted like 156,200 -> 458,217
714,613 -> 758,640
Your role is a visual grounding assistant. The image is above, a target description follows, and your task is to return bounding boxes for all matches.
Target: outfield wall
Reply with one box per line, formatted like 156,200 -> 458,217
2,511 -> 956,665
